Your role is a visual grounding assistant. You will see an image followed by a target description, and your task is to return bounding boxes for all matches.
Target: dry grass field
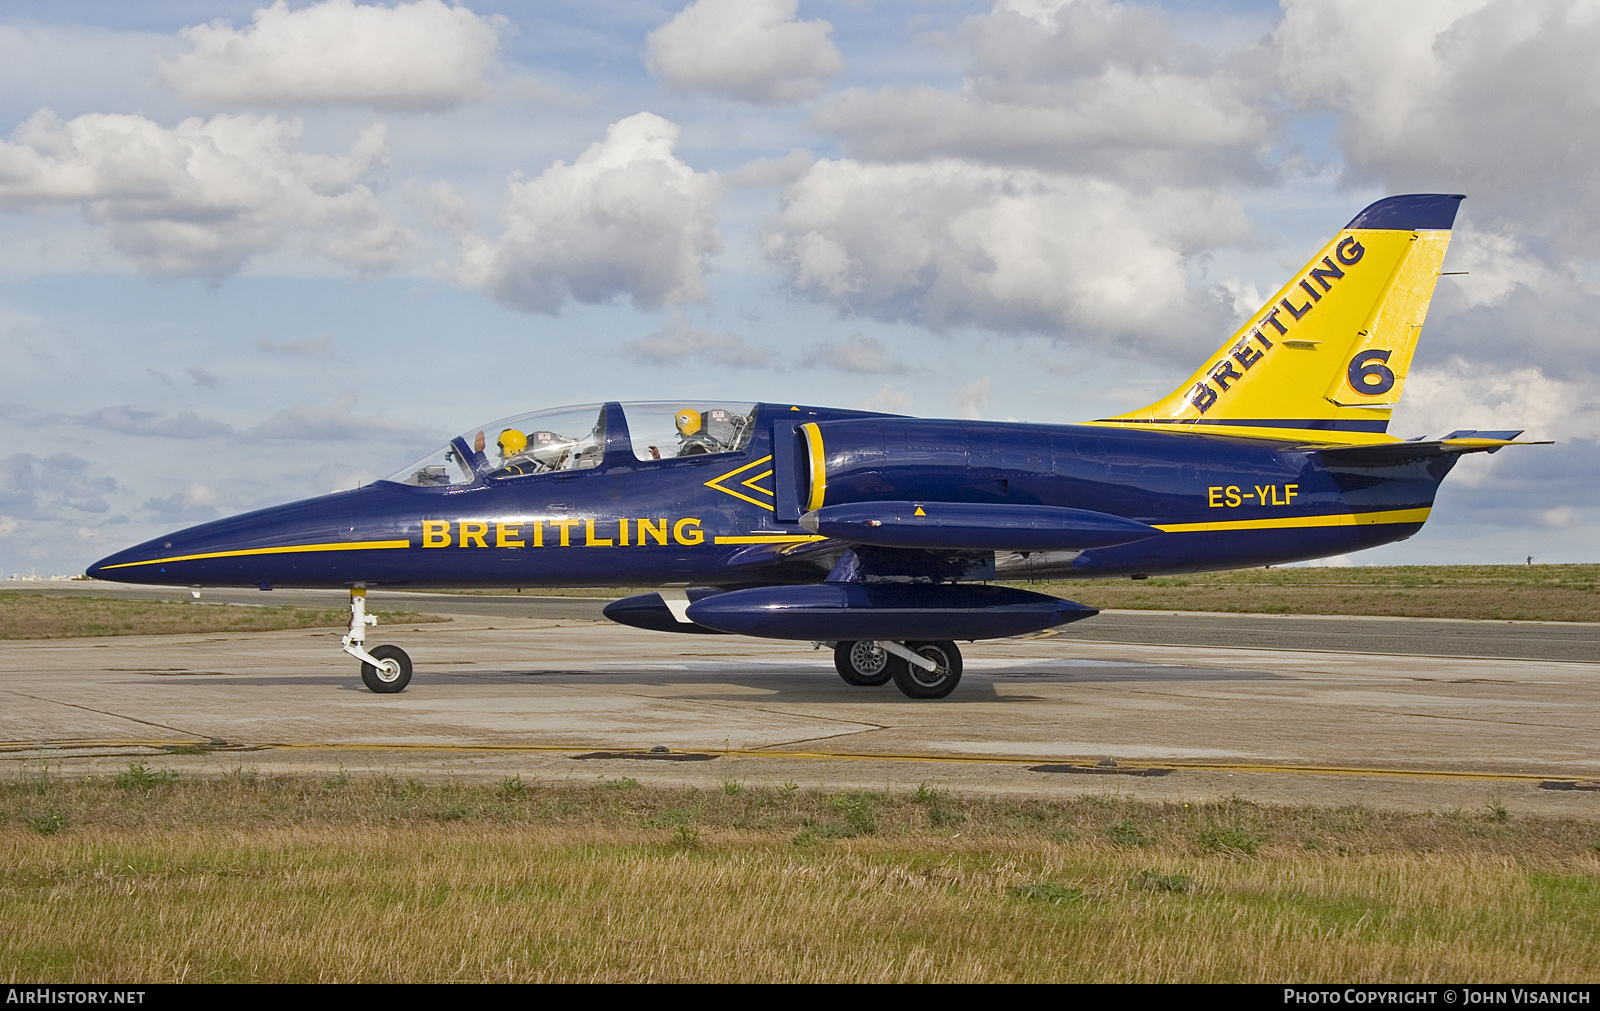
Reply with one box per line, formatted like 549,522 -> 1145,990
1023,564 -> 1600,622
0,593 -> 445,639
2,770 -> 1597,983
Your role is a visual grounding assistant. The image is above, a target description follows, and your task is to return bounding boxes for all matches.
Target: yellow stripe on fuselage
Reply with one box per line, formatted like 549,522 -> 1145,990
99,509 -> 1426,571
99,539 -> 411,570
1153,507 -> 1430,534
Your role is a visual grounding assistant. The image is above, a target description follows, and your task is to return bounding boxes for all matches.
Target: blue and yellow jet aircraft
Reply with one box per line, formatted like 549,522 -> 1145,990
89,194 -> 1544,698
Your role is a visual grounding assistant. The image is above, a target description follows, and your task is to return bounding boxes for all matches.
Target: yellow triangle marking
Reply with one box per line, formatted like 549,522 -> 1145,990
914,506 -> 926,516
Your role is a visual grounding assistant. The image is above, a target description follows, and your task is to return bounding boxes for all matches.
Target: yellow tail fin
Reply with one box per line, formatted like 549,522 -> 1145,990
1098,194 -> 1465,444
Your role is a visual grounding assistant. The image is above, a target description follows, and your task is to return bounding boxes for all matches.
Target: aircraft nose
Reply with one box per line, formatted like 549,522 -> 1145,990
86,534 -> 200,585
86,544 -> 146,582
84,485 -> 416,588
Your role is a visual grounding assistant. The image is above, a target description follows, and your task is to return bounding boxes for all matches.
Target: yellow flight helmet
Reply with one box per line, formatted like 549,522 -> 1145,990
498,428 -> 528,456
675,408 -> 702,436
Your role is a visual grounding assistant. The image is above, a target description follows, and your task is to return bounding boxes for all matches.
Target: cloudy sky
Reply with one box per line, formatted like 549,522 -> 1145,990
2,0 -> 1597,577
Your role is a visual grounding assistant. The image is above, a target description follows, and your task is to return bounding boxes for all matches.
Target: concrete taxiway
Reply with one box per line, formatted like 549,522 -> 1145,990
2,585 -> 1598,815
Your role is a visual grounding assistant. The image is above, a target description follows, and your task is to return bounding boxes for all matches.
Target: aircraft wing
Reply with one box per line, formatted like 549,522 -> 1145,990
721,501 -> 1157,570
720,533 -> 846,570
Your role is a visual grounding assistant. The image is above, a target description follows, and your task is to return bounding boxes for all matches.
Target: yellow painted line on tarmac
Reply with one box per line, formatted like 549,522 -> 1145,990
5,737 -> 1592,787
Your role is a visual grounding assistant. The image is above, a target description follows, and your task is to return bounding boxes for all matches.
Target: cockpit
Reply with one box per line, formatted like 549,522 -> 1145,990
384,402 -> 758,488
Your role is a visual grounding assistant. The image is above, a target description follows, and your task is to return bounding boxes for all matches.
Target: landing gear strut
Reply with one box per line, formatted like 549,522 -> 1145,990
342,587 -> 411,694
833,639 -> 963,698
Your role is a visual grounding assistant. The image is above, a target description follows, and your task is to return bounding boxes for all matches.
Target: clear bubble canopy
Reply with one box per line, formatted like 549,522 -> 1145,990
383,402 -> 758,487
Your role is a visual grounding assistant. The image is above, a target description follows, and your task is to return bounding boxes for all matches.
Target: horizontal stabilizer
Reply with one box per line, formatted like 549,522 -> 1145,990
799,501 -> 1157,552
1440,429 -> 1526,441
1313,430 -> 1548,466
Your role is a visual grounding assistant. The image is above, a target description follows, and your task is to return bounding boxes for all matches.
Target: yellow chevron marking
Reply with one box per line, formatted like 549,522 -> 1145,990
740,468 -> 775,497
704,455 -> 776,511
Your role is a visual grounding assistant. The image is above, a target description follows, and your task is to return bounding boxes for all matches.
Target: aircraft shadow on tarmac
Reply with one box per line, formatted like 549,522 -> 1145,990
143,658 -> 1285,698
476,663 -> 1286,683
354,661 -> 1293,701
980,664 -> 1288,682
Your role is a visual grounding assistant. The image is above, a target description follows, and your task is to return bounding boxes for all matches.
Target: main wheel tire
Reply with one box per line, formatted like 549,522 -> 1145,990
890,640 -> 962,699
360,644 -> 412,694
834,640 -> 895,686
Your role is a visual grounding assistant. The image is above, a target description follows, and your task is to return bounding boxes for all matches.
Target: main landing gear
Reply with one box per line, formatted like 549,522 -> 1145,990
343,587 -> 411,694
833,640 -> 962,699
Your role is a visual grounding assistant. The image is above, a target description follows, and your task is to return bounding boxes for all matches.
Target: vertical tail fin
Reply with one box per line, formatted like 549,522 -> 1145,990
1098,194 -> 1465,444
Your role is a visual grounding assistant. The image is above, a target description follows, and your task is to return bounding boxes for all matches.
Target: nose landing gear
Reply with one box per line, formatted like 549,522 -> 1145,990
342,587 -> 412,694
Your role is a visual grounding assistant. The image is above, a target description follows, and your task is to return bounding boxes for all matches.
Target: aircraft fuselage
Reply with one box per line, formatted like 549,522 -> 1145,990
89,402 -> 1454,590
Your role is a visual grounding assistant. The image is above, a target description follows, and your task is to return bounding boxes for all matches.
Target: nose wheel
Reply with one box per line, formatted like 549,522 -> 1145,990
342,587 -> 412,693
359,643 -> 412,694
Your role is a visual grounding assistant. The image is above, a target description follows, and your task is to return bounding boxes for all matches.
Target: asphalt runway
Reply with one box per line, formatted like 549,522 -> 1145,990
2,582 -> 1598,816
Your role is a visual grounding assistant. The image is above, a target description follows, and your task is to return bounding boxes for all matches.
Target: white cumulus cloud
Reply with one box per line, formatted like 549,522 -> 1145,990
813,0 -> 1273,184
1274,0 -> 1600,253
455,113 -> 723,313
799,334 -> 909,374
623,312 -> 775,368
645,0 -> 844,104
955,376 -> 991,420
161,0 -> 505,110
1390,360 -> 1600,447
0,109 -> 409,276
253,393 -> 431,441
763,158 -> 1250,351
851,383 -> 913,415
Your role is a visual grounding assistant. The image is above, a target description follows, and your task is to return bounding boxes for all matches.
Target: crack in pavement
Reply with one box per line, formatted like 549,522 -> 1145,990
0,687 -> 209,739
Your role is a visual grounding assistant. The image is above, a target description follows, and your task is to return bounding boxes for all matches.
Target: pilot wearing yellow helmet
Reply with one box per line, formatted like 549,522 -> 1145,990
498,429 -> 528,458
492,428 -> 534,477
675,408 -> 717,456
